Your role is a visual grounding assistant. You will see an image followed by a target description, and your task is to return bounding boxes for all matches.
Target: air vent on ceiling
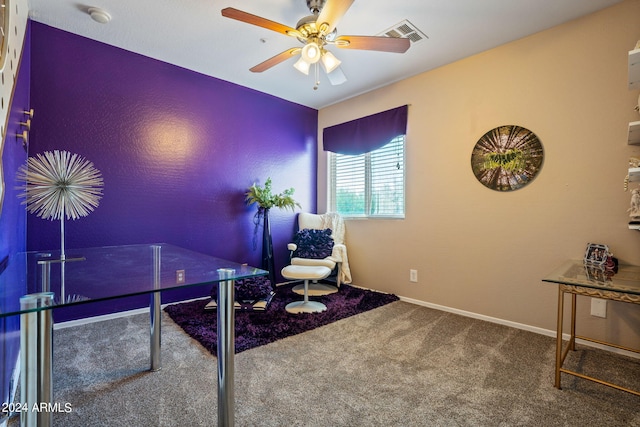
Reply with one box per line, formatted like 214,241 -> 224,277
378,19 -> 428,44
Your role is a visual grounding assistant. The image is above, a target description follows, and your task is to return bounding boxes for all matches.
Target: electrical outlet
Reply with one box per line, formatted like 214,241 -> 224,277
176,269 -> 185,284
409,269 -> 418,283
590,298 -> 607,318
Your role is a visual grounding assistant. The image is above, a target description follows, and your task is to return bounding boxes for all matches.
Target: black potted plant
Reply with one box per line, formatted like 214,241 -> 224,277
246,177 -> 300,286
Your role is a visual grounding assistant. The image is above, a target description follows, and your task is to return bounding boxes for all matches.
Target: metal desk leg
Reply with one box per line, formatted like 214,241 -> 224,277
217,269 -> 236,427
569,293 -> 577,351
20,292 -> 55,427
150,292 -> 161,371
150,245 -> 161,371
554,287 -> 564,389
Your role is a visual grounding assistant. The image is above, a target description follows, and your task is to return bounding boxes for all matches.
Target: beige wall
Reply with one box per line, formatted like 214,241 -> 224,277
318,0 -> 640,348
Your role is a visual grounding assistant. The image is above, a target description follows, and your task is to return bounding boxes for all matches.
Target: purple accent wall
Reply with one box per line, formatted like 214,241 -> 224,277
0,22 -> 30,408
29,22 -> 318,321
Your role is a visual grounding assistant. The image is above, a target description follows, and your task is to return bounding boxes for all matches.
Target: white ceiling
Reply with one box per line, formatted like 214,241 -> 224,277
27,0 -> 624,109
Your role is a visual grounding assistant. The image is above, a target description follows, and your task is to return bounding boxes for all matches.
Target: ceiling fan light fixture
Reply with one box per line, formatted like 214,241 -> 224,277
326,66 -> 347,86
301,42 -> 321,64
293,57 -> 311,75
320,50 -> 341,74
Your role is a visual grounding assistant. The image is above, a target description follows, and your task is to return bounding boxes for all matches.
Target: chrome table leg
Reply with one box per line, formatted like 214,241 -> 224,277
217,269 -> 236,427
20,292 -> 54,427
150,245 -> 162,371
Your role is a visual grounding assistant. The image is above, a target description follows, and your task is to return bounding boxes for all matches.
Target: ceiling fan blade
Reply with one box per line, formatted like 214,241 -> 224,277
316,0 -> 354,35
250,48 -> 301,73
221,7 -> 303,38
334,35 -> 411,53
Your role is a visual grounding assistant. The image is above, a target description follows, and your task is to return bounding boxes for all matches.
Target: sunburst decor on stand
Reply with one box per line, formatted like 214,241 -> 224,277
17,150 -> 104,259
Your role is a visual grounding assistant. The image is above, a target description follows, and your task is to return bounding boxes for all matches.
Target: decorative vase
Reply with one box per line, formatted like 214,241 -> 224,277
261,208 -> 276,287
246,178 -> 300,287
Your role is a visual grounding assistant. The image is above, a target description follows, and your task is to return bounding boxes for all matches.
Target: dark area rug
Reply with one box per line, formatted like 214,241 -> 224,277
164,283 -> 399,354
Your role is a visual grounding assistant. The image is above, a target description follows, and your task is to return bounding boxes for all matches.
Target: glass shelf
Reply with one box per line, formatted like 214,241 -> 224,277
542,259 -> 640,297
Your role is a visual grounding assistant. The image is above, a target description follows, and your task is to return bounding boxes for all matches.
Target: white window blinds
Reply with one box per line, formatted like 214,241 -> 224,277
329,135 -> 405,218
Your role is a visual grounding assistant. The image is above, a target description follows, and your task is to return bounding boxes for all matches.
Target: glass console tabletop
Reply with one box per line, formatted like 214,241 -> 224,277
542,259 -> 640,300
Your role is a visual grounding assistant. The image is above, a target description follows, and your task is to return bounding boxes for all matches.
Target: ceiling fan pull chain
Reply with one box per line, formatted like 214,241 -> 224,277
313,63 -> 320,90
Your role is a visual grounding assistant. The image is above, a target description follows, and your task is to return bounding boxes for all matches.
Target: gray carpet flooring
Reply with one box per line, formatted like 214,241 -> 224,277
8,301 -> 640,426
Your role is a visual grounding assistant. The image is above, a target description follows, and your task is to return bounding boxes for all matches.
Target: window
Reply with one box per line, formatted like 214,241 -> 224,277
329,135 -> 405,218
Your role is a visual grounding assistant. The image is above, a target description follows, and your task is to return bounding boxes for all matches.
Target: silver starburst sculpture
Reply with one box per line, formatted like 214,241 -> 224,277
17,150 -> 104,259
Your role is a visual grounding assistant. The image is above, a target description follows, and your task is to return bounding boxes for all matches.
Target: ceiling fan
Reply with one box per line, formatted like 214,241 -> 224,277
221,0 -> 411,89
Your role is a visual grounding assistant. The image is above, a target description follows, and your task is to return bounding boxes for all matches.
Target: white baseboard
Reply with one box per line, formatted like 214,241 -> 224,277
54,297 -> 209,330
398,295 -> 640,360
53,291 -> 638,361
55,283 -> 300,329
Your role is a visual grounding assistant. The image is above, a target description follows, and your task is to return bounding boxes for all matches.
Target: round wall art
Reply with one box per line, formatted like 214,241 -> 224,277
470,125 -> 544,192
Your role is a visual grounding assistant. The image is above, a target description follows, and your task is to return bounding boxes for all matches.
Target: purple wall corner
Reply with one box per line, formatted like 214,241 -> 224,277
28,22 -> 318,320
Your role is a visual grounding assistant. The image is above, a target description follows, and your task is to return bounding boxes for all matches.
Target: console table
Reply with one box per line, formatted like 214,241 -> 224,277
542,260 -> 640,396
2,243 -> 266,427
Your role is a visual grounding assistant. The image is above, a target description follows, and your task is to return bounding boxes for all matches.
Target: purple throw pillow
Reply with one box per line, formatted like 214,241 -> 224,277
210,275 -> 272,301
293,228 -> 334,259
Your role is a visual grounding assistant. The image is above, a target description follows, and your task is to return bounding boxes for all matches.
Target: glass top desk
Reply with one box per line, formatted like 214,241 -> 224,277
4,243 -> 266,427
542,260 -> 640,396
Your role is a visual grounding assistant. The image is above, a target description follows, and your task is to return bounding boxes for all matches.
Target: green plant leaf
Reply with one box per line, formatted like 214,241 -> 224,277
245,177 -> 301,211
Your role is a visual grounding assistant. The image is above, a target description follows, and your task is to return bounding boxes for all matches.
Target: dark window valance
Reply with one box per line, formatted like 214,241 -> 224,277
322,105 -> 408,155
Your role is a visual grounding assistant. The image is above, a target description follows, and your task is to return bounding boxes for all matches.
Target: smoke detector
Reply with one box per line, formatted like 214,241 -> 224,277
88,7 -> 111,24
